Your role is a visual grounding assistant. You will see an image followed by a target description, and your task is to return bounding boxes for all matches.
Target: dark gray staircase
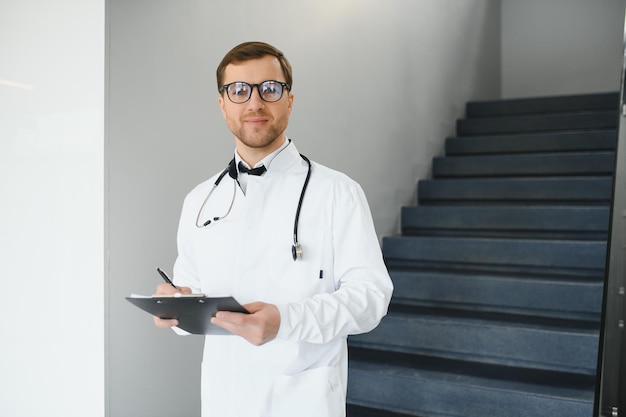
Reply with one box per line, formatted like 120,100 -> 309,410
347,92 -> 618,417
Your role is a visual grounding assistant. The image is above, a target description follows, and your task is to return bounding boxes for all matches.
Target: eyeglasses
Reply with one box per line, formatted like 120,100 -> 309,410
220,80 -> 290,104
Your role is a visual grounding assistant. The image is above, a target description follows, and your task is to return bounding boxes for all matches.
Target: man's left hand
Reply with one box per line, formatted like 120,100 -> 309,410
211,302 -> 280,346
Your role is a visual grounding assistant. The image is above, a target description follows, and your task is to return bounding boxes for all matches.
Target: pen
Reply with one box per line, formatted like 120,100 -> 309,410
156,267 -> 178,289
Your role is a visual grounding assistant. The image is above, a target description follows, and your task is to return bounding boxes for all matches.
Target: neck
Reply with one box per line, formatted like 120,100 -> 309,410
236,135 -> 287,167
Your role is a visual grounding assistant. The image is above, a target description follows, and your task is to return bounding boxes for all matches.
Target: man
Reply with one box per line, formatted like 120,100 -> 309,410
154,41 -> 393,417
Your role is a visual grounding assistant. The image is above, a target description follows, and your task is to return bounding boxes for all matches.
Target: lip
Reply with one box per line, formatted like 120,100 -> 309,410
244,117 -> 269,124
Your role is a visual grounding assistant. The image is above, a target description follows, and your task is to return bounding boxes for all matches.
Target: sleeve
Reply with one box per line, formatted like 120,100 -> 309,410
274,180 -> 394,344
169,192 -> 203,336
172,192 -> 203,294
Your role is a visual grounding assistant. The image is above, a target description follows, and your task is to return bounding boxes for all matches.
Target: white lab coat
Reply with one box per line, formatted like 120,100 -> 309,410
173,141 -> 393,417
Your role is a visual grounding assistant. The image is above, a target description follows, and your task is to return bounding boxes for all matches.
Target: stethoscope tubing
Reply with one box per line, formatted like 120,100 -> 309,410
195,152 -> 312,261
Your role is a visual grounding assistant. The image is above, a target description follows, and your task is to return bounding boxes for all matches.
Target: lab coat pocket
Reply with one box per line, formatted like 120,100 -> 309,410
270,366 -> 345,417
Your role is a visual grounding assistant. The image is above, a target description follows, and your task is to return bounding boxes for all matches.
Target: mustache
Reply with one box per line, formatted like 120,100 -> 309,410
242,113 -> 271,122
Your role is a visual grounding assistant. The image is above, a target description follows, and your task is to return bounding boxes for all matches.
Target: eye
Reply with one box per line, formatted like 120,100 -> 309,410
235,84 -> 248,95
228,82 -> 250,97
261,82 -> 283,100
261,82 -> 277,93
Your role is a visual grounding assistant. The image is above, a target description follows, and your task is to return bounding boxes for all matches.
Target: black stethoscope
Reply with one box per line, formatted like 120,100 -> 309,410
195,152 -> 312,261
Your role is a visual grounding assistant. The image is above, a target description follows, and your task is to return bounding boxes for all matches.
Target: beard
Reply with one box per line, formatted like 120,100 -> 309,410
235,124 -> 283,149
231,113 -> 288,150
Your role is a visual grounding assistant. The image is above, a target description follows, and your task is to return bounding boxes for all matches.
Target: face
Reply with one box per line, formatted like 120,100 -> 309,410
218,55 -> 294,162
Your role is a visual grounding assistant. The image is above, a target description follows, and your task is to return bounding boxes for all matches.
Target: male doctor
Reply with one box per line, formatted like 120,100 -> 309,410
154,41 -> 393,417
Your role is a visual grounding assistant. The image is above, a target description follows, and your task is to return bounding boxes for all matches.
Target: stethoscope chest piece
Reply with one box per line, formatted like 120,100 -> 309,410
292,243 -> 303,261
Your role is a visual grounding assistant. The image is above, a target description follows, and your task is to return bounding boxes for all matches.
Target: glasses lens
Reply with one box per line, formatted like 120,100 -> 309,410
259,81 -> 284,102
227,82 -> 251,103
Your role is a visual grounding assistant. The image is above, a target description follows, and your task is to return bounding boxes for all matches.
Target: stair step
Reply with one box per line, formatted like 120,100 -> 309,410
389,270 -> 603,321
347,404 -> 420,417
432,151 -> 614,178
417,177 -> 612,205
401,205 -> 610,240
353,92 -> 612,417
446,130 -> 617,156
349,312 -> 599,374
382,236 -> 607,277
466,92 -> 618,118
457,111 -> 617,136
347,357 -> 594,417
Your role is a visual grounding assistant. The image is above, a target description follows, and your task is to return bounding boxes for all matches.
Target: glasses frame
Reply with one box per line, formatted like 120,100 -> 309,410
220,80 -> 291,104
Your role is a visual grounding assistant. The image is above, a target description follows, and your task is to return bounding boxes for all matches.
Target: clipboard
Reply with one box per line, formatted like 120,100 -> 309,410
126,294 -> 249,335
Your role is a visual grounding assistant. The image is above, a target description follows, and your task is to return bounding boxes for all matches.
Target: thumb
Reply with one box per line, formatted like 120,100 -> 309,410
242,302 -> 265,313
178,286 -> 193,295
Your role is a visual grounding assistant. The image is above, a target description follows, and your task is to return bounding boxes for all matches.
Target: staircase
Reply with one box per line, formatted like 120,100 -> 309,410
347,92 -> 619,417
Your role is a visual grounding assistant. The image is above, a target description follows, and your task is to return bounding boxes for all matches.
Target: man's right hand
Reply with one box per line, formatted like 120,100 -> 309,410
152,283 -> 192,328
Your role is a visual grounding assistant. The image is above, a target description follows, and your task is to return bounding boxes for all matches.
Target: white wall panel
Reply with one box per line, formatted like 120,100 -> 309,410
0,1 -> 105,416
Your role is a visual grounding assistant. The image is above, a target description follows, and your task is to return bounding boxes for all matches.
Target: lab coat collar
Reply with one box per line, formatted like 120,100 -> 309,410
265,139 -> 304,175
234,138 -> 303,177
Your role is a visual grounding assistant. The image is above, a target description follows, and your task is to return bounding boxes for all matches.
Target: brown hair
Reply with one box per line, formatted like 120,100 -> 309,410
216,41 -> 293,92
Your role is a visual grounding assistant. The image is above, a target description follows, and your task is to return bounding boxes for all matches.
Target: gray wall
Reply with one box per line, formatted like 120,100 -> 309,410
501,0 -> 626,97
107,1 -> 500,415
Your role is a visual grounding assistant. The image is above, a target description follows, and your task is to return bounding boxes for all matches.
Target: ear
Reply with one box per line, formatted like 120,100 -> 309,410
218,95 -> 227,119
287,92 -> 294,115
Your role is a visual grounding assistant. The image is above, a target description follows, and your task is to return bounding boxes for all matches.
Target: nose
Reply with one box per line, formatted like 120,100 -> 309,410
246,86 -> 266,110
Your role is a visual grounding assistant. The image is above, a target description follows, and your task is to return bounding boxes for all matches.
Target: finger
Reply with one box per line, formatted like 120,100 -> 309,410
154,284 -> 192,296
214,310 -> 249,325
211,316 -> 267,346
154,283 -> 178,295
210,315 -> 240,335
211,316 -> 262,344
153,316 -> 179,328
211,315 -> 229,328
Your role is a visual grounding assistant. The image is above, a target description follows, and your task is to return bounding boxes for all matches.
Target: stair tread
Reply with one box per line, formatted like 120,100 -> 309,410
466,92 -> 618,117
383,236 -> 607,273
457,110 -> 617,136
348,358 -> 594,417
376,310 -> 597,330
418,176 -> 612,204
432,151 -> 614,177
388,269 -> 603,319
446,130 -> 617,155
349,357 -> 595,395
401,205 -> 609,232
349,312 -> 599,374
